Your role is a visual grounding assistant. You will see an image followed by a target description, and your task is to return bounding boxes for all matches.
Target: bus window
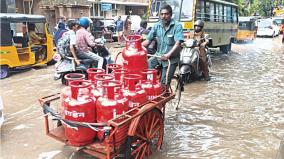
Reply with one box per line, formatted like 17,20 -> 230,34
180,0 -> 193,20
209,2 -> 215,22
150,0 -> 182,19
196,0 -> 205,20
232,7 -> 238,23
150,0 -> 162,17
171,0 -> 182,20
224,5 -> 227,22
215,3 -> 219,22
218,4 -> 223,22
205,1 -> 210,21
226,6 -> 232,23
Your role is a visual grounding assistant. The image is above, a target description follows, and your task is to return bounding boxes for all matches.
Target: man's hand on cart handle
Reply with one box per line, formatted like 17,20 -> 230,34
160,54 -> 170,61
147,54 -> 171,63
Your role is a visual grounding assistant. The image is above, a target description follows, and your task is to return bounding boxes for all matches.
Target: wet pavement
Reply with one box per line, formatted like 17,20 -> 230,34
1,36 -> 284,159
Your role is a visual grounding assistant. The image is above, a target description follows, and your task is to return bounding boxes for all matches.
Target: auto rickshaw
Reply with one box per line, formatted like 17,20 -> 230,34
236,17 -> 258,43
0,13 -> 54,79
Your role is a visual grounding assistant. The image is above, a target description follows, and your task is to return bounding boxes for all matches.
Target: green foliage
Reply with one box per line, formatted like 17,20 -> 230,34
227,0 -> 284,16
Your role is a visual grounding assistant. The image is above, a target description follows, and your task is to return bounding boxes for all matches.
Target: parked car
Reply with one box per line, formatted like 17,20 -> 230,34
101,19 -> 116,32
272,16 -> 284,33
90,17 -> 117,41
90,17 -> 116,32
257,18 -> 280,37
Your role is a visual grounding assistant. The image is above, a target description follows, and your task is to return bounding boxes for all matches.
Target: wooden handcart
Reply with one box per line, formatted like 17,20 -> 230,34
39,88 -> 176,159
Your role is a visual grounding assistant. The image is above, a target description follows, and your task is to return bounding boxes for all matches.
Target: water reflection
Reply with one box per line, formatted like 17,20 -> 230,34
160,37 -> 284,158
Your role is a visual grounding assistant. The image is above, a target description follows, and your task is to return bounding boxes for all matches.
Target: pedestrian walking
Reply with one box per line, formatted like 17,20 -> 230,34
123,15 -> 132,39
115,16 -> 123,43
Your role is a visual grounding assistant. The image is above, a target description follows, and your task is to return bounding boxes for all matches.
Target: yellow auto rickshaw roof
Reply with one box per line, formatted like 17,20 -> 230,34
0,13 -> 46,23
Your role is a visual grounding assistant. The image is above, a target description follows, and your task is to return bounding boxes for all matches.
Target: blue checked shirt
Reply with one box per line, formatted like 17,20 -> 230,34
147,19 -> 184,65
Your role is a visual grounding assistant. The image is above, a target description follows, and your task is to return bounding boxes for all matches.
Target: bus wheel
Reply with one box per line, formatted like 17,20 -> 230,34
0,66 -> 10,79
228,42 -> 232,52
220,42 -> 232,54
220,45 -> 229,54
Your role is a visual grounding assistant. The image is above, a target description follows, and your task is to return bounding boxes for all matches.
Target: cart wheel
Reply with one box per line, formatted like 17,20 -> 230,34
169,75 -> 182,110
0,65 -> 10,79
125,109 -> 164,159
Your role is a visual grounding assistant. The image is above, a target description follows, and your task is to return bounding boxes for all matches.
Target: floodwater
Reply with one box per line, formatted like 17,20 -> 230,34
1,36 -> 284,159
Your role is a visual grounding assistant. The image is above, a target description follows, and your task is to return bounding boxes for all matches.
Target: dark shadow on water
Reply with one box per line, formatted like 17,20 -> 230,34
6,65 -> 48,79
8,67 -> 33,78
233,40 -> 254,45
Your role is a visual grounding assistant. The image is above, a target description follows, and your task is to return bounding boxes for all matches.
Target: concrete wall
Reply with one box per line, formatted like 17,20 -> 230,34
55,5 -> 90,20
15,0 -> 41,14
13,0 -> 147,29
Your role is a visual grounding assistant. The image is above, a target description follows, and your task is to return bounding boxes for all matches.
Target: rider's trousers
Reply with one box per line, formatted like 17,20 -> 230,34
199,46 -> 209,79
77,51 -> 104,69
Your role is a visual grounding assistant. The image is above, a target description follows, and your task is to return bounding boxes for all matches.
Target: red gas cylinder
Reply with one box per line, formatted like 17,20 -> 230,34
63,80 -> 96,146
60,73 -> 86,116
96,80 -> 128,141
106,64 -> 122,74
64,73 -> 86,85
91,74 -> 114,98
113,69 -> 128,86
124,74 -> 147,110
122,35 -> 147,79
87,68 -> 105,82
141,69 -> 162,100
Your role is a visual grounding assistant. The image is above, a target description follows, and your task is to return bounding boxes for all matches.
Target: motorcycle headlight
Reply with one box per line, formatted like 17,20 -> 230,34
184,39 -> 196,48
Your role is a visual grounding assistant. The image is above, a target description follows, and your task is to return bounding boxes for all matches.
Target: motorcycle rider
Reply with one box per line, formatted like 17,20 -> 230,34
143,4 -> 184,87
76,17 -> 104,69
54,19 -> 81,80
57,19 -> 80,65
189,20 -> 210,81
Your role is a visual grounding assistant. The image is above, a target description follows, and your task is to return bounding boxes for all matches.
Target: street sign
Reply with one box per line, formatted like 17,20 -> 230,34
101,3 -> 112,11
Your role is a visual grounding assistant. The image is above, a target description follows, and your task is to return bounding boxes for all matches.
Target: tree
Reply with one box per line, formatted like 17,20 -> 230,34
228,0 -> 283,16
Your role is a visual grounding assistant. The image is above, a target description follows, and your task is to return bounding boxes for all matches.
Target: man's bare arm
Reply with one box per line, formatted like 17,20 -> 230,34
142,39 -> 151,48
161,41 -> 181,60
70,45 -> 80,65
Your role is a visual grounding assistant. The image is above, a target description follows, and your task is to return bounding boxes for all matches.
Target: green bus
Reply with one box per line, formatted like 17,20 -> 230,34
147,0 -> 239,53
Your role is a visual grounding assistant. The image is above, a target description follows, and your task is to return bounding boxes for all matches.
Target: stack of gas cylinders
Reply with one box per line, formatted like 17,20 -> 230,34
60,35 -> 163,146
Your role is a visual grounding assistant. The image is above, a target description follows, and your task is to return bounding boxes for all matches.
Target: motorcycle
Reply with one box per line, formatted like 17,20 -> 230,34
53,37 -> 111,85
92,37 -> 113,70
179,38 -> 212,83
53,53 -> 92,85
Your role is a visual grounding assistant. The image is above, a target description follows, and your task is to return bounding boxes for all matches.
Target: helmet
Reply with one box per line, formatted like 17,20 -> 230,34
194,20 -> 204,27
79,17 -> 90,29
194,20 -> 204,33
67,19 -> 79,30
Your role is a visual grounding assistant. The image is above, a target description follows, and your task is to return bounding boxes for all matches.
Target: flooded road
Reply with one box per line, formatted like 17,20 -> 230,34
1,37 -> 284,159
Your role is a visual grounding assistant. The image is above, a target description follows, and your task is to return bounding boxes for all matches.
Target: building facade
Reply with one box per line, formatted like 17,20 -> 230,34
88,0 -> 148,19
5,0 -> 148,31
